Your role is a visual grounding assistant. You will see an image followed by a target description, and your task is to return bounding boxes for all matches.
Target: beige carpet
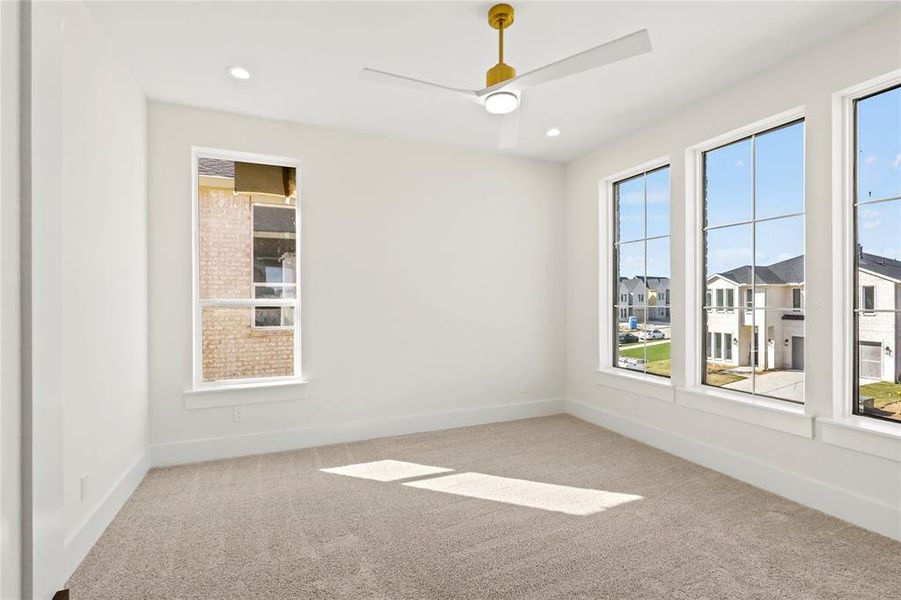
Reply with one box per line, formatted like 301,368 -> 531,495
68,415 -> 901,599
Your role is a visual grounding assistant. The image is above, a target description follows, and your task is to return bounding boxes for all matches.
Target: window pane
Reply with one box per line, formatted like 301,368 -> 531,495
615,175 -> 645,242
254,285 -> 297,299
646,236 -> 671,281
616,240 -> 645,298
856,199 -> 900,273
198,170 -> 251,299
253,237 -> 297,284
857,85 -> 901,203
856,313 -> 901,422
755,121 -> 804,219
201,306 -> 294,382
646,167 -> 670,238
752,310 -> 805,403
754,215 -> 804,309
703,309 -> 747,389
253,204 -> 296,233
705,223 -> 752,283
705,138 -> 752,227
616,325 -> 645,374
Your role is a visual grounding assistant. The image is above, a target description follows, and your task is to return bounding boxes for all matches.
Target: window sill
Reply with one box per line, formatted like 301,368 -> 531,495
673,385 -> 813,438
819,416 -> 901,462
184,378 -> 308,409
594,368 -> 675,402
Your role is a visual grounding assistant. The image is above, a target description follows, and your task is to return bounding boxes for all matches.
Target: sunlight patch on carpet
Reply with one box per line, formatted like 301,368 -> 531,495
320,459 -> 454,482
403,472 -> 643,515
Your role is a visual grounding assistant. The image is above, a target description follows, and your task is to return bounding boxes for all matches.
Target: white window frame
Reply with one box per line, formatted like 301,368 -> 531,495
830,70 -> 901,434
191,147 -> 303,391
684,106 -> 806,401
597,156 -> 674,396
251,202 -> 297,330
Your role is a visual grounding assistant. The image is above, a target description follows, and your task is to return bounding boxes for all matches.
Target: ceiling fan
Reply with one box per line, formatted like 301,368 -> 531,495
361,3 -> 652,149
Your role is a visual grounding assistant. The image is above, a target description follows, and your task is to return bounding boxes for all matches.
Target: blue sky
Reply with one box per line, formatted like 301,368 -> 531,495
617,87 -> 899,282
857,85 -> 901,261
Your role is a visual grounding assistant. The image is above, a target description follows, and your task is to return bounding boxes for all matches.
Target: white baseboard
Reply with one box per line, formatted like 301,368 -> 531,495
566,398 -> 901,541
152,398 -> 565,467
63,450 -> 151,581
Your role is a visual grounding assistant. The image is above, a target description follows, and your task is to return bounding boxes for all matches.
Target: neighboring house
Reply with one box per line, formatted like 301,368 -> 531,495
617,276 -> 671,323
704,252 -> 900,383
857,251 -> 901,384
198,158 -> 297,382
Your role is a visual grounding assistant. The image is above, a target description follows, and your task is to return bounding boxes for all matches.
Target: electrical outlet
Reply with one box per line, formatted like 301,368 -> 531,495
233,406 -> 244,422
520,380 -> 528,394
80,474 -> 88,502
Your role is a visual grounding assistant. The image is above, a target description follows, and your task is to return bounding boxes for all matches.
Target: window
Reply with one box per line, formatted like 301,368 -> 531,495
613,165 -> 671,377
194,153 -> 300,386
861,286 -> 875,312
706,332 -> 712,358
252,204 -> 296,329
702,119 -> 805,402
792,288 -> 802,310
852,84 -> 901,422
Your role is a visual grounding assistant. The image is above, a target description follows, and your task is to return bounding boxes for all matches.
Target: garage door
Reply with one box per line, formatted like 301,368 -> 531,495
859,342 -> 882,379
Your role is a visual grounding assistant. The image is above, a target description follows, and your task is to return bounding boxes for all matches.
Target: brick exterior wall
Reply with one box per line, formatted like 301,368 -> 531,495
199,183 -> 294,382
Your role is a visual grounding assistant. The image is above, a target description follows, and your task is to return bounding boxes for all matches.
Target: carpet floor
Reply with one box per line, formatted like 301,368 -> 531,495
67,415 -> 901,599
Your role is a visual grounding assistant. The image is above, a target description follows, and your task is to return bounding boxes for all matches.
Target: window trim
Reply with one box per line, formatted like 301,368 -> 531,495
839,75 -> 901,425
599,155 -> 672,389
699,113 -> 806,402
684,106 -> 805,401
190,147 -> 304,393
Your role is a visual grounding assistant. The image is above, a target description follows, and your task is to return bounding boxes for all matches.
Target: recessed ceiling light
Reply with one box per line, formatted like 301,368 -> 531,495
546,128 -> 561,137
227,66 -> 252,80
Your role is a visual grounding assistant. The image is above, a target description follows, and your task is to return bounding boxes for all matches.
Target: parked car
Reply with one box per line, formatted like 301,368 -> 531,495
618,333 -> 639,344
638,329 -> 665,340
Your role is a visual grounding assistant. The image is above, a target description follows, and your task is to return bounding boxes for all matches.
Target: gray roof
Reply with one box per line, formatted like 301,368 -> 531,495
860,252 -> 901,282
714,255 -> 804,285
712,252 -> 901,285
198,158 -> 234,178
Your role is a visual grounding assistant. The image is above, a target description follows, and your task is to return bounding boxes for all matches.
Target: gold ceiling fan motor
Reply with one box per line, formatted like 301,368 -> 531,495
486,4 -> 516,87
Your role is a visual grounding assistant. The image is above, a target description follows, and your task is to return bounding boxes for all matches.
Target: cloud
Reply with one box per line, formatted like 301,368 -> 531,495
864,155 -> 878,165
893,153 -> 901,169
734,160 -> 744,168
861,219 -> 882,230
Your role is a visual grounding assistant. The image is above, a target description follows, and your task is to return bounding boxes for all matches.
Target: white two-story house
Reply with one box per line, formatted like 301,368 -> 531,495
705,252 -> 900,383
617,276 -> 671,324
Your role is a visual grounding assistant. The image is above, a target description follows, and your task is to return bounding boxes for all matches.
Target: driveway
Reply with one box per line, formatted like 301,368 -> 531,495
723,369 -> 804,402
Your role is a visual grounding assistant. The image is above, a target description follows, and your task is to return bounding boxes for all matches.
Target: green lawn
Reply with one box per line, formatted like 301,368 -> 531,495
619,342 -> 671,376
619,341 -> 670,362
860,381 -> 901,409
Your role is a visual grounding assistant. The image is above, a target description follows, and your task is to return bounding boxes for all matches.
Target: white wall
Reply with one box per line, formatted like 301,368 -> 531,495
59,0 -> 149,584
0,1 -> 21,596
148,103 -> 565,465
565,11 -> 901,539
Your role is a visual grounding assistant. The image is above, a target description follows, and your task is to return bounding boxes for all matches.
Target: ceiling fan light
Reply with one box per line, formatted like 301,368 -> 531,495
485,91 -> 519,115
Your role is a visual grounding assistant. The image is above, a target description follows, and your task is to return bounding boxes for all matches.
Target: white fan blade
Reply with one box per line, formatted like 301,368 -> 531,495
497,109 -> 520,150
361,68 -> 478,98
480,29 -> 651,95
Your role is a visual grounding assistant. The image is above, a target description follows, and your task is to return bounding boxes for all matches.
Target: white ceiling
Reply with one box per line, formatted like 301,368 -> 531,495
86,1 -> 892,162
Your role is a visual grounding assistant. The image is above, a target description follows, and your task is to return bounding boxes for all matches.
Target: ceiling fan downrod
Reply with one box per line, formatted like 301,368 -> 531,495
486,4 -> 516,88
